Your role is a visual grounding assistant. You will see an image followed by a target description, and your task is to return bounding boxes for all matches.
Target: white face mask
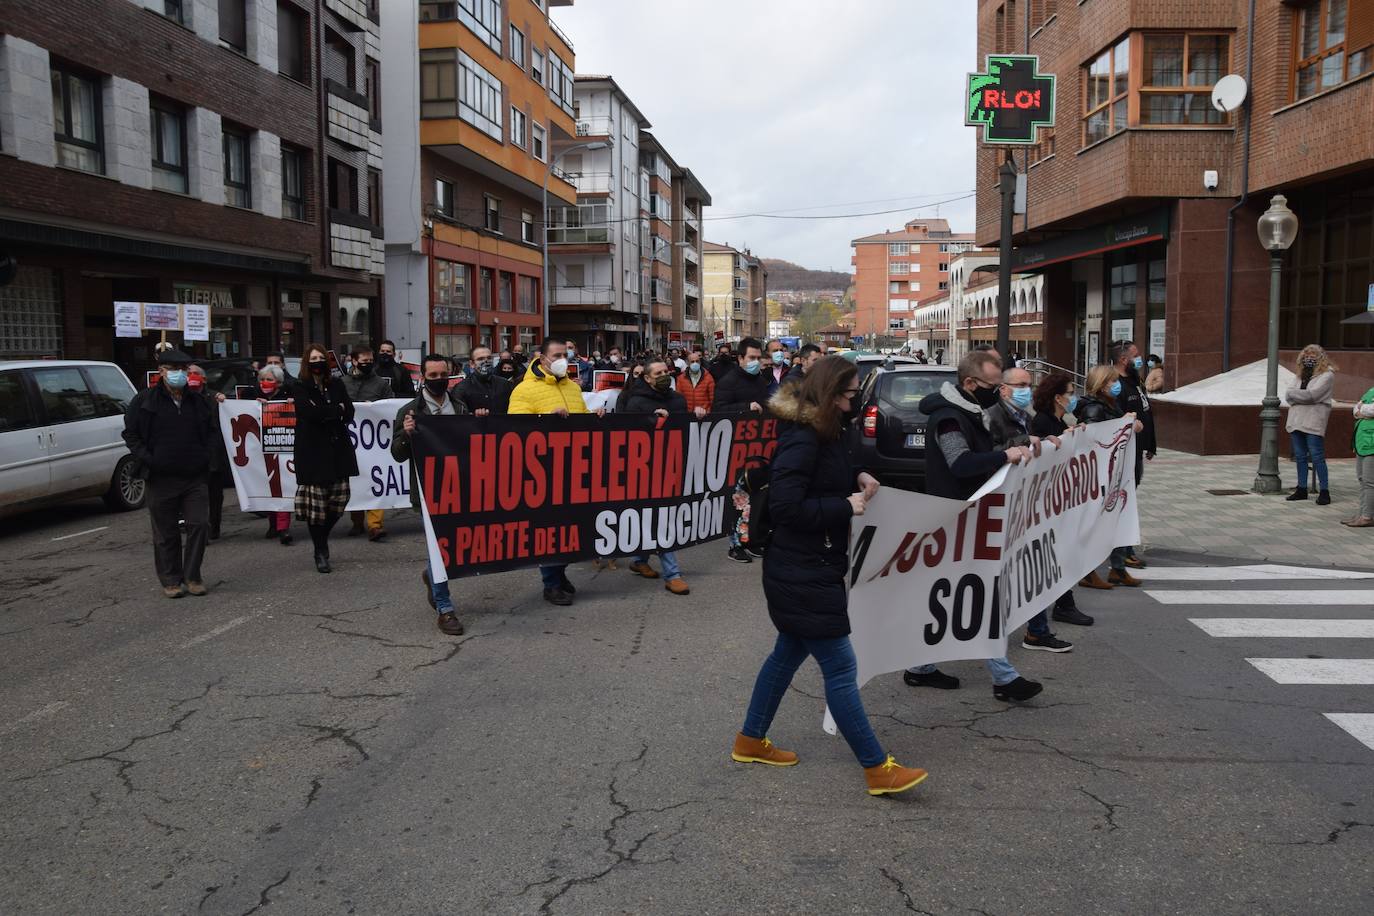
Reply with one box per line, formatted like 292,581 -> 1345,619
549,357 -> 569,379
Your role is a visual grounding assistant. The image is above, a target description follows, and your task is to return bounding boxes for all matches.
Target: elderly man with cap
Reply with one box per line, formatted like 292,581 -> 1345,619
122,348 -> 217,598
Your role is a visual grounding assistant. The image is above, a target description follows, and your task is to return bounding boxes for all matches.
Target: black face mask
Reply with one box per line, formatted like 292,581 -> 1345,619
972,384 -> 1001,409
378,353 -> 394,365
309,360 -> 329,375
424,377 -> 450,397
355,362 -> 374,377
652,375 -> 672,392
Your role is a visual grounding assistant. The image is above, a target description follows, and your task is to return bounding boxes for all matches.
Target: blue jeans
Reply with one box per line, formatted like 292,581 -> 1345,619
743,632 -> 885,768
1291,431 -> 1329,491
911,656 -> 1020,687
540,564 -> 569,590
632,550 -> 681,579
427,556 -> 453,615
1027,610 -> 1050,637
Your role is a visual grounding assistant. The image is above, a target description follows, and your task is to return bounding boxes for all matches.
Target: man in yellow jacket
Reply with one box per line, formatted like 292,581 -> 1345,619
509,337 -> 605,605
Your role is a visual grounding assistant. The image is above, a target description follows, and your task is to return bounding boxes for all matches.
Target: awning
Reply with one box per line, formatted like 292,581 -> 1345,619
1012,207 -> 1170,271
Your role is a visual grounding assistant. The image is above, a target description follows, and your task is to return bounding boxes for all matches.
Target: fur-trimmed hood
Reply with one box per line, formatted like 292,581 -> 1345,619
767,382 -> 816,426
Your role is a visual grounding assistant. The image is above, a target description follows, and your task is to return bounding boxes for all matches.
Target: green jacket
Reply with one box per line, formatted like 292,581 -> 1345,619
1356,388 -> 1374,457
391,392 -> 468,510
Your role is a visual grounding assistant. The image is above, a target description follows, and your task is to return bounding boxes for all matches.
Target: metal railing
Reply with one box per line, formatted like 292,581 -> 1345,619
546,226 -> 611,244
552,285 -> 615,306
548,17 -> 575,52
575,117 -> 613,137
566,171 -> 613,193
1020,358 -> 1085,385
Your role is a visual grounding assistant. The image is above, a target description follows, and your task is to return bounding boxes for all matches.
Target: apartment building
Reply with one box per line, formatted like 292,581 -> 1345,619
976,0 -> 1374,398
640,132 -> 711,350
382,0 -> 577,359
703,241 -> 767,343
0,0 -> 384,370
850,218 -> 974,350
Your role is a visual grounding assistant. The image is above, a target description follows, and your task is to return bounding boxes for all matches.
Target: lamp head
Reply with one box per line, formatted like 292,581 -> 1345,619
1258,194 -> 1299,252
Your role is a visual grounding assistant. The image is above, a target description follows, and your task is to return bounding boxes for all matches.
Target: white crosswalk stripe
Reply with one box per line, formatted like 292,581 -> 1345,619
1190,618 -> 1374,638
1324,714 -> 1374,752
1144,563 -> 1374,582
1148,589 -> 1373,605
1245,658 -> 1374,685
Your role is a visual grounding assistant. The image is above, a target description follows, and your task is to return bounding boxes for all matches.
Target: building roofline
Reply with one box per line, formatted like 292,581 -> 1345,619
574,74 -> 652,128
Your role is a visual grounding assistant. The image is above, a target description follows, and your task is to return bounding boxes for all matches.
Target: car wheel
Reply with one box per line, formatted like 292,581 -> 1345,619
104,455 -> 147,511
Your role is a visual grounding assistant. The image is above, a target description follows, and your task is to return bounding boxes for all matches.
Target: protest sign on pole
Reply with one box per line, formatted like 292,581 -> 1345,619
141,303 -> 182,332
182,303 -> 210,341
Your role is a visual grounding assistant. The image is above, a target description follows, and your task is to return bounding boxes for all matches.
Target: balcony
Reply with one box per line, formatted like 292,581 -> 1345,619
681,245 -> 699,266
684,207 -> 700,232
548,17 -> 575,53
546,226 -> 611,245
552,285 -> 615,307
683,280 -> 700,300
567,171 -> 613,194
575,116 -> 614,138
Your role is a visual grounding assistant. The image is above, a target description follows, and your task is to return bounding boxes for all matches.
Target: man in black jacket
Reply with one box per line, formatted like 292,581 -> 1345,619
707,342 -> 735,382
455,345 -> 512,416
1111,339 -> 1154,569
904,350 -> 1044,702
122,348 -> 216,599
375,339 -> 416,398
622,359 -> 694,594
712,337 -> 770,414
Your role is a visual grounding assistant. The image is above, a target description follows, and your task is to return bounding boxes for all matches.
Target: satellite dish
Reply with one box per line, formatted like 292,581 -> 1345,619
1212,74 -> 1249,113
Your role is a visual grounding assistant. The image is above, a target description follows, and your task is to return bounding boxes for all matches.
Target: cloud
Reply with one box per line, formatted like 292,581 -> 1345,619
553,0 -> 977,273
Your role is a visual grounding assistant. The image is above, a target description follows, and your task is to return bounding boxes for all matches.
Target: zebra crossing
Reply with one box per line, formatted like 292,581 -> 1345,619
1142,562 -> 1374,754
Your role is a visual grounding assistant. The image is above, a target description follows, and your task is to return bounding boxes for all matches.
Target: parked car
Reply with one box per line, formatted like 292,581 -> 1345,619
845,363 -> 957,493
0,360 -> 146,518
834,351 -> 919,387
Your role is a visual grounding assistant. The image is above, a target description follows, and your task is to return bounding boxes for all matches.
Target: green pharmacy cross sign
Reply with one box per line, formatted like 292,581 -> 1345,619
967,55 -> 1056,145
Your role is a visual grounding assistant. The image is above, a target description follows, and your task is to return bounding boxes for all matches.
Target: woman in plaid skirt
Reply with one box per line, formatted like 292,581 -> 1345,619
292,343 -> 359,573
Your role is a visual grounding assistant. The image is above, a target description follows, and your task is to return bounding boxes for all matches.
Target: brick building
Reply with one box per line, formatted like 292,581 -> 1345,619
382,0 -> 577,360
976,0 -> 1374,403
702,241 -> 767,343
0,0 -> 385,372
850,218 -> 974,351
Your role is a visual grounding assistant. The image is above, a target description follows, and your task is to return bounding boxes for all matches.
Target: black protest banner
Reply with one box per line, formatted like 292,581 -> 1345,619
411,412 -> 779,577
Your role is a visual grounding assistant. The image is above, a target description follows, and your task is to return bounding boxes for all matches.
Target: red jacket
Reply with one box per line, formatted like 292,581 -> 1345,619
680,370 -> 715,414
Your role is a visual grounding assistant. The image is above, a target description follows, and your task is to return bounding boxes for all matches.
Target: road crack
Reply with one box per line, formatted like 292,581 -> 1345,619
879,866 -> 936,914
14,709 -> 199,793
1077,788 -> 1125,831
240,869 -> 292,915
1271,820 -> 1374,846
295,721 -> 377,763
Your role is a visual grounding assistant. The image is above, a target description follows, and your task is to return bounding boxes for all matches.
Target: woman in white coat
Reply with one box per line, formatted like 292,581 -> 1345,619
1285,344 -> 1335,505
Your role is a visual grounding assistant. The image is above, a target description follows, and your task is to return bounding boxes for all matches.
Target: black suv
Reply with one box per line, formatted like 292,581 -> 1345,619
845,363 -> 956,493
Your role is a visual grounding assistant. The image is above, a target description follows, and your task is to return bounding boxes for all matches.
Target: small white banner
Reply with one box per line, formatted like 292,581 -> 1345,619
182,303 -> 210,341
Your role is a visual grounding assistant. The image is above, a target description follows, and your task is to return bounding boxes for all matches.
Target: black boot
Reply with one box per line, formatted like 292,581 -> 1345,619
1316,490 -> 1332,505
1052,594 -> 1095,627
1286,487 -> 1309,501
309,524 -> 332,573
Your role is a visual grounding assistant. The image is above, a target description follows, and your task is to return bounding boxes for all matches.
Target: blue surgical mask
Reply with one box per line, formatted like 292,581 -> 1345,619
1010,387 -> 1033,410
1066,394 -> 1079,413
744,360 -> 761,376
1109,380 -> 1123,397
1132,356 -> 1144,370
164,369 -> 188,389
1146,359 -> 1156,369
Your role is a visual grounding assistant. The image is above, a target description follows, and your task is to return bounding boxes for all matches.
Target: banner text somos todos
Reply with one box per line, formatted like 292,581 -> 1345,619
412,413 -> 778,576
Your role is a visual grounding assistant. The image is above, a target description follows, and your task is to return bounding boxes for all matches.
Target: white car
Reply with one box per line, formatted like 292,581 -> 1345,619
0,359 -> 146,518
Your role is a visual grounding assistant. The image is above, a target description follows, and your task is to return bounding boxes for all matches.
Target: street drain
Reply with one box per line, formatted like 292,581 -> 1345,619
1206,488 -> 1249,496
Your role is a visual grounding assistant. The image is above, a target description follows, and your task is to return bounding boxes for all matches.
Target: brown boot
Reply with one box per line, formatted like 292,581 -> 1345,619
664,577 -> 690,595
864,755 -> 928,796
628,561 -> 659,579
1080,571 -> 1114,590
731,732 -> 798,767
1108,568 -> 1142,587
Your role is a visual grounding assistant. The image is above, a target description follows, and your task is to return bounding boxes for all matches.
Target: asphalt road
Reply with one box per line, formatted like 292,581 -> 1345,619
3,494 -> 1374,915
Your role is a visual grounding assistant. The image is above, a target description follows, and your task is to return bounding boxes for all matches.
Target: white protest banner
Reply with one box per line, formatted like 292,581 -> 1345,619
183,303 -> 210,341
845,417 -> 1139,686
219,399 -> 415,511
114,301 -> 142,338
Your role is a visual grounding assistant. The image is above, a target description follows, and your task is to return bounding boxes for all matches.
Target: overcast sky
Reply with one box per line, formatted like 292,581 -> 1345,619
553,0 -> 977,274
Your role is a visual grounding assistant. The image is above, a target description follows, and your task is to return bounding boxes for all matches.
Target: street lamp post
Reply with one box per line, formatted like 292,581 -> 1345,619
542,141 -> 608,340
1253,194 -> 1300,494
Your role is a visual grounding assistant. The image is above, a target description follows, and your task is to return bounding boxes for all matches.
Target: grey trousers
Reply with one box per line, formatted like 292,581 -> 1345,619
148,475 -> 210,586
1359,454 -> 1374,519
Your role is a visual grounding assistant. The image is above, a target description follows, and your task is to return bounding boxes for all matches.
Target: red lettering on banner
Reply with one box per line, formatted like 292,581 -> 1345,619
607,430 -> 626,501
727,443 -> 748,485
953,506 -> 969,562
661,429 -> 683,498
974,494 -> 1005,560
627,432 -> 651,501
438,535 -> 451,567
437,455 -> 462,514
589,431 -> 606,503
548,432 -> 570,505
922,527 -> 947,566
469,434 -> 496,512
471,526 -> 487,564
498,433 -> 522,512
569,431 -> 590,504
453,526 -> 473,565
524,433 -> 547,508
650,429 -> 664,499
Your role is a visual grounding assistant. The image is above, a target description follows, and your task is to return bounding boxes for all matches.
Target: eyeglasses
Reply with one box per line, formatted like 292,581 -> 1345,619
841,387 -> 861,396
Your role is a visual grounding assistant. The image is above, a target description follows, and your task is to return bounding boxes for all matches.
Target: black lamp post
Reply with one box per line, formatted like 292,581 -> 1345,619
1252,194 -> 1299,494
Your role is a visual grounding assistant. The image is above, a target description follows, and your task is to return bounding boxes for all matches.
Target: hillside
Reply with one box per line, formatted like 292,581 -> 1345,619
761,258 -> 851,292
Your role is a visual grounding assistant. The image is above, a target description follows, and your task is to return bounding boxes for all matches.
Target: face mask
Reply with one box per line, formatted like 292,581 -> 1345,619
973,384 -> 1001,409
260,379 -> 279,395
1146,360 -> 1156,369
689,362 -> 702,375
378,353 -> 394,364
549,357 -> 569,379
1010,387 -> 1033,410
424,377 -> 450,397
498,365 -> 515,378
187,374 -> 205,392
568,348 -> 577,358
1109,380 -> 1123,398
309,360 -> 329,375
1132,356 -> 1144,370
164,369 -> 188,389
652,375 -> 672,392
1066,394 -> 1079,413
744,360 -> 761,376
473,358 -> 492,376
1302,357 -> 1318,368
610,355 -> 621,365
355,362 -> 374,376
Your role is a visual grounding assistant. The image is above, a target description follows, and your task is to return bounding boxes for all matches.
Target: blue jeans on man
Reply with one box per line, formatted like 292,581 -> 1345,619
540,564 -> 570,591
631,550 -> 680,579
427,555 -> 453,615
910,656 -> 1021,687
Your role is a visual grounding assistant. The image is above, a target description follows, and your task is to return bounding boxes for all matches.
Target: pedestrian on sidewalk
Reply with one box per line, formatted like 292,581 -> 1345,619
121,348 -> 215,598
1076,365 -> 1145,589
1285,345 -> 1335,505
1346,382 -> 1374,527
392,354 -> 469,636
1145,355 -> 1165,393
341,345 -> 394,541
901,351 -> 1044,700
291,344 -> 357,574
732,356 -> 928,796
1032,374 -> 1095,626
255,365 -> 293,545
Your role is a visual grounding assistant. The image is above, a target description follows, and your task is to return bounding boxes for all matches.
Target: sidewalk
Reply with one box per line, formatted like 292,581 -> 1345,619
1137,449 -> 1371,569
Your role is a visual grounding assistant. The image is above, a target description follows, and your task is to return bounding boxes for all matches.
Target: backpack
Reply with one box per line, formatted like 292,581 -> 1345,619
736,457 -> 774,557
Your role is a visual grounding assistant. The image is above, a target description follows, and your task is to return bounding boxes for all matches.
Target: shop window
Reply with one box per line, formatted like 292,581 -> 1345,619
50,64 -> 103,174
1294,0 -> 1374,100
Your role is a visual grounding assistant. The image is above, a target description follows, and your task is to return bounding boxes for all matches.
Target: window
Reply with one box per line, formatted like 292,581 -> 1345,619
419,2 -> 455,20
521,209 -> 534,243
531,47 -> 544,85
1084,36 -> 1130,145
222,128 -> 251,208
149,99 -> 187,194
420,49 -> 457,118
434,260 -> 468,312
939,262 -> 950,271
365,60 -> 381,123
1028,131 -> 1057,166
435,178 -> 454,218
281,146 -> 305,219
367,169 -> 381,227
34,368 -> 96,424
510,25 -> 526,67
532,122 -> 546,161
163,1 -> 185,25
324,29 -> 355,89
83,365 -> 135,418
564,264 -> 585,286
328,157 -> 358,212
519,276 -> 537,313
888,243 -> 908,255
547,52 -> 574,113
459,51 -> 502,140
498,271 -> 513,311
479,267 -> 493,310
50,65 -> 103,174
889,262 -> 909,275
0,371 -> 37,432
511,106 -> 527,149
1139,34 -> 1229,124
278,2 -> 308,82
909,281 -> 921,293
1295,0 -> 1374,99
485,194 -> 501,233
220,0 -> 247,52
939,280 -> 950,291
456,0 -> 501,54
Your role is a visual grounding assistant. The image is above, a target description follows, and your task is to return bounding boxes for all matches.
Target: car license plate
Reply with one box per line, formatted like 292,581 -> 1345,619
905,433 -> 925,448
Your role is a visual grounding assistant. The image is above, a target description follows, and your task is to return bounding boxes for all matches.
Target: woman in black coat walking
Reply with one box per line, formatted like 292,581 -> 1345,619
292,343 -> 358,573
731,356 -> 928,797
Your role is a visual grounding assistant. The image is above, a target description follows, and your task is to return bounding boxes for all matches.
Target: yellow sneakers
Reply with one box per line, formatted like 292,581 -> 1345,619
731,732 -> 799,767
864,755 -> 928,796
